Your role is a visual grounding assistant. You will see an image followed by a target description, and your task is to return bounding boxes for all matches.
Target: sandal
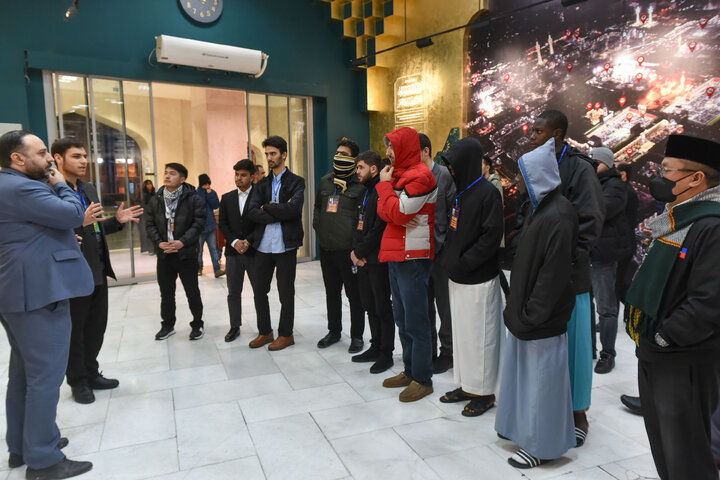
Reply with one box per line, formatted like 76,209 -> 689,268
439,388 -> 474,404
575,426 -> 588,447
461,397 -> 495,417
508,448 -> 549,469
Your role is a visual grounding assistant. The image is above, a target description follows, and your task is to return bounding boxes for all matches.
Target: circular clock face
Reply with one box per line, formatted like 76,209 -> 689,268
179,0 -> 223,24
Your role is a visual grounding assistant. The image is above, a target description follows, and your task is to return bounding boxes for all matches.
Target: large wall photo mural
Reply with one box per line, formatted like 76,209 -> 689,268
464,0 -> 720,248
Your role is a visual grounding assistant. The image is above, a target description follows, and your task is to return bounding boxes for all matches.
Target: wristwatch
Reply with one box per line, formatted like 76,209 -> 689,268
654,332 -> 670,348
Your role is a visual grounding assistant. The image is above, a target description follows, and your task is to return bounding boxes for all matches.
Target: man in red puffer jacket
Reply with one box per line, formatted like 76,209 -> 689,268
377,126 -> 437,402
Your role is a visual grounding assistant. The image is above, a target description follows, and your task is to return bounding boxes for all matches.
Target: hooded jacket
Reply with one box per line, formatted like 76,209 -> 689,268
591,167 -> 633,263
377,127 -> 437,262
440,138 -> 504,285
145,183 -> 206,260
504,138 -> 579,340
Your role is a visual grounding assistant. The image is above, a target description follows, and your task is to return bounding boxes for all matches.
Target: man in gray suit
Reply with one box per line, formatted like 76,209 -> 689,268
0,130 -> 94,479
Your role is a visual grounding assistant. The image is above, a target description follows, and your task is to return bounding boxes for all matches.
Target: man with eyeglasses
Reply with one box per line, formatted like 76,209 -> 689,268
625,135 -> 720,480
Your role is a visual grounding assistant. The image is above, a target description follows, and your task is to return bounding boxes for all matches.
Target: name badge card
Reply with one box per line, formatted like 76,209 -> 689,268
357,213 -> 365,230
326,195 -> 339,213
449,205 -> 459,231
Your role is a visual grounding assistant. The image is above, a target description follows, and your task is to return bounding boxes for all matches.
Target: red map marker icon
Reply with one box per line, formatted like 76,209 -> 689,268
522,124 -> 528,134
626,113 -> 633,122
586,102 -> 593,111
689,41 -> 697,52
604,63 -> 611,72
515,105 -> 522,113
566,62 -> 574,73
619,96 -> 627,107
700,17 -> 709,29
504,74 -> 510,83
636,73 -> 643,82
595,102 -> 602,110
565,29 -> 572,40
640,13 -> 648,24
707,87 -> 716,98
480,108 -> 486,116
574,28 -> 581,39
676,126 -> 685,134
626,147 -> 634,156
637,56 -> 645,66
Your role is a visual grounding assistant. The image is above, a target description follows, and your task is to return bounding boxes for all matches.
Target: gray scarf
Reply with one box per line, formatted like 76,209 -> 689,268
163,185 -> 183,241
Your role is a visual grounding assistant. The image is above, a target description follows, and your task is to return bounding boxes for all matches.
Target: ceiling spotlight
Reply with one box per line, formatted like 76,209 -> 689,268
65,0 -> 80,20
416,37 -> 434,48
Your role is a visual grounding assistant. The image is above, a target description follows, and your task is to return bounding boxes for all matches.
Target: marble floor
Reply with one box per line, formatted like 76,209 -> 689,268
0,261 -> 659,480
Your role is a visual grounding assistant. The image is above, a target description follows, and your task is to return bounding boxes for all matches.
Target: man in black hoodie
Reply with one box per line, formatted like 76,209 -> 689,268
588,147 -> 631,374
438,138 -> 504,417
145,163 -> 206,341
350,151 -> 394,374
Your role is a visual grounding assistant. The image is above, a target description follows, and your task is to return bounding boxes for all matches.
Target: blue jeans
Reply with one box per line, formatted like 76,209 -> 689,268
388,259 -> 433,386
198,230 -> 221,272
590,261 -> 618,357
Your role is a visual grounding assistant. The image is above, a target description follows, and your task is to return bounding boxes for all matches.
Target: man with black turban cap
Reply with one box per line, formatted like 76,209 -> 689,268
625,134 -> 720,480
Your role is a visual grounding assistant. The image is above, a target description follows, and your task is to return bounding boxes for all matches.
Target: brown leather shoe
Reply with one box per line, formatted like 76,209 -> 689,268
268,335 -> 295,351
382,372 -> 412,388
249,332 -> 274,349
399,381 -> 434,402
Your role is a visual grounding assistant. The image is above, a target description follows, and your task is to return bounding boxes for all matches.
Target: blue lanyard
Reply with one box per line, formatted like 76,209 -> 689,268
361,186 -> 375,212
454,175 -> 484,206
557,144 -> 568,164
75,183 -> 88,209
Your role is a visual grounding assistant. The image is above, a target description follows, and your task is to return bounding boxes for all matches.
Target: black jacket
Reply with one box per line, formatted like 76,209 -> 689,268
72,179 -> 122,284
638,216 -> 720,363
440,138 -> 504,285
145,184 -> 206,260
352,174 -> 386,264
247,168 -> 305,250
218,187 -> 256,257
592,167 -> 632,263
504,188 -> 579,340
313,172 -> 364,251
623,181 -> 639,251
557,143 -> 605,294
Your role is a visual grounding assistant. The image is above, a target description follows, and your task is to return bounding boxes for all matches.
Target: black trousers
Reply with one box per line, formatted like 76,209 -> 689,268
358,263 -> 394,354
66,283 -> 108,387
157,254 -> 204,329
226,254 -> 255,328
428,260 -> 452,358
639,357 -> 720,480
253,250 -> 296,337
320,248 -> 365,339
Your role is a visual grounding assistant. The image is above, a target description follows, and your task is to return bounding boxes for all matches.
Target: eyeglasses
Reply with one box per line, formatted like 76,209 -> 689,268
658,167 -> 694,178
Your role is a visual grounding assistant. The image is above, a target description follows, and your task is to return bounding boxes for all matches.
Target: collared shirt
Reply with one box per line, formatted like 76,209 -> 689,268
258,168 -> 288,254
230,185 -> 252,249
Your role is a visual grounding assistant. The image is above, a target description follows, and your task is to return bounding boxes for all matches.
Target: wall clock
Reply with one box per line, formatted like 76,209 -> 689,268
179,0 -> 223,24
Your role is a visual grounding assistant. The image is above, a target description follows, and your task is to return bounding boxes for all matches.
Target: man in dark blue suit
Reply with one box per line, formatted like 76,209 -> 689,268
0,130 -> 94,479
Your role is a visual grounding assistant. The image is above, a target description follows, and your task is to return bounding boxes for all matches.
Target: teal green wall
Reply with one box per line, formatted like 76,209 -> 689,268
0,0 -> 369,190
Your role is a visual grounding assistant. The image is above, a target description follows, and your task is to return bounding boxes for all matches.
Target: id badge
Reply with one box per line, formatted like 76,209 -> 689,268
357,213 -> 365,231
169,218 -> 175,232
326,195 -> 339,213
449,205 -> 459,231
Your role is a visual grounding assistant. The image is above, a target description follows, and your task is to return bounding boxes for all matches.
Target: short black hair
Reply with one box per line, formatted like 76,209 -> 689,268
337,137 -> 360,158
233,159 -> 255,173
418,133 -> 432,156
356,150 -> 382,170
51,137 -> 85,158
262,136 -> 287,155
616,162 -> 632,181
0,129 -> 34,168
165,162 -> 188,179
482,155 -> 494,172
538,110 -> 569,138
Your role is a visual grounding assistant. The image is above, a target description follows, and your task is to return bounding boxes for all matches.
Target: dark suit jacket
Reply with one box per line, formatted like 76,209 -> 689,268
0,168 -> 94,313
73,179 -> 123,284
218,186 -> 256,257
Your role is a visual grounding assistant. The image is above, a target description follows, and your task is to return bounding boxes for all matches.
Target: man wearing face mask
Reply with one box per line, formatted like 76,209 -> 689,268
625,135 -> 720,480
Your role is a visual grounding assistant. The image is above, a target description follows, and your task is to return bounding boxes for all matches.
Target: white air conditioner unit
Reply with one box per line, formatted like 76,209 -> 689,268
155,35 -> 269,78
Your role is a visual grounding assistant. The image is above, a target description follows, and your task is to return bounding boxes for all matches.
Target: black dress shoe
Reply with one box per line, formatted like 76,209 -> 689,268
433,354 -> 453,374
370,354 -> 394,374
348,338 -> 364,354
8,438 -> 68,468
352,346 -> 380,363
620,394 -> 643,415
88,374 -> 119,390
225,326 -> 240,343
594,353 -> 615,374
71,384 -> 95,404
26,458 -> 92,480
317,333 -> 341,349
